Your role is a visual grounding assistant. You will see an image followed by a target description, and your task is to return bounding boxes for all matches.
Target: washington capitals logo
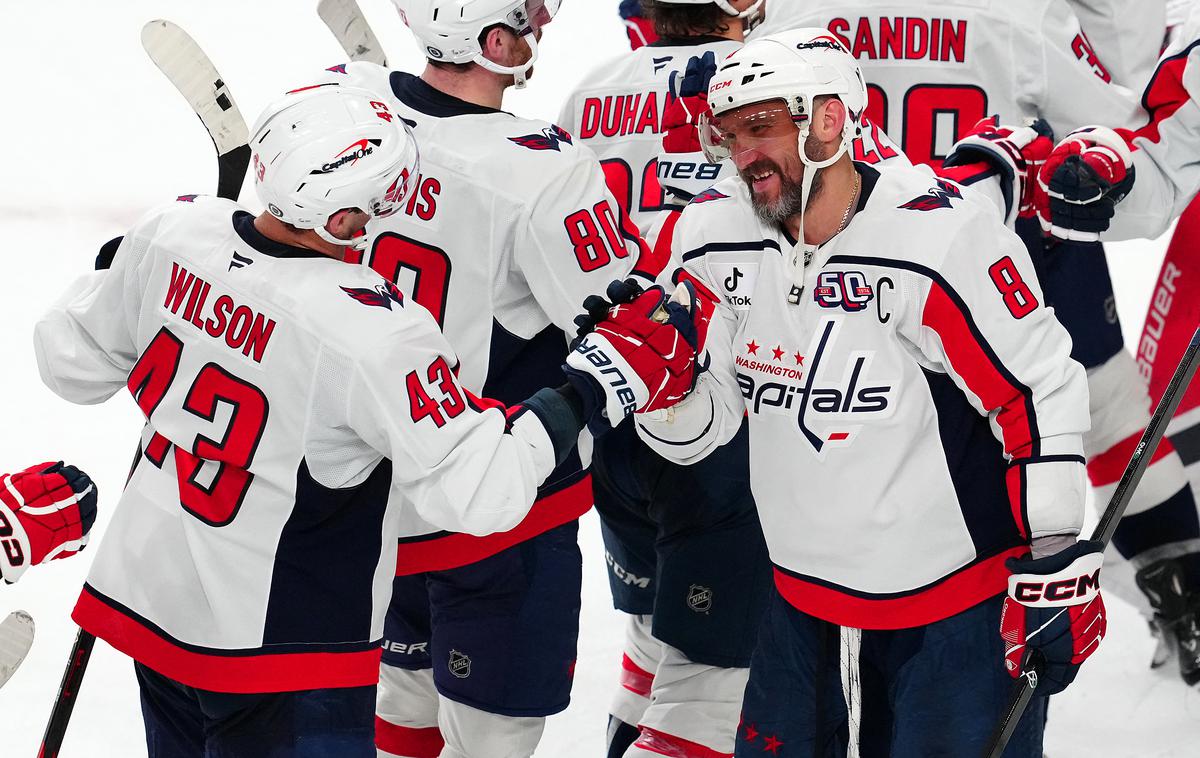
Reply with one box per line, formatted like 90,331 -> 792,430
325,63 -> 348,74
176,194 -> 199,203
508,125 -> 574,152
899,179 -> 962,212
690,188 -> 729,205
342,281 -> 404,310
311,139 -> 383,175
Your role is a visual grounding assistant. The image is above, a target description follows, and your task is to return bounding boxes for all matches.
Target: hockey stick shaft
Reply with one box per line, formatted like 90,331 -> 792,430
984,325 -> 1200,758
36,629 -> 95,758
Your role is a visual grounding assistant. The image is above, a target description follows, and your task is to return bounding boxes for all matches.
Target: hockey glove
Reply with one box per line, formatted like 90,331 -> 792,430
1000,539 -> 1107,695
0,462 -> 98,583
620,0 -> 658,50
564,280 -> 709,434
942,117 -> 1054,226
1037,126 -> 1135,242
660,51 -> 724,202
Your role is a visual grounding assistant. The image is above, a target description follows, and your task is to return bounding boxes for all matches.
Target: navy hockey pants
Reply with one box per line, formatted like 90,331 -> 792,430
135,663 -> 375,757
736,591 -> 1045,758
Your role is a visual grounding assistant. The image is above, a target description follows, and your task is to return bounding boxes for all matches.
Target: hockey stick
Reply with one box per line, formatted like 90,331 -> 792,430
37,25 -> 250,758
317,0 -> 388,65
141,19 -> 251,202
0,610 -> 35,689
983,325 -> 1200,758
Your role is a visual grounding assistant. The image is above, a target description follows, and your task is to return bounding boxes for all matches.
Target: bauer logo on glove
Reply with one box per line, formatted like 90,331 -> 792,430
564,279 -> 709,434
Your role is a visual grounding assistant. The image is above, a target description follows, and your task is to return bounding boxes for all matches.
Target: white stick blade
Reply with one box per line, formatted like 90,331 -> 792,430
0,610 -> 35,688
141,19 -> 249,156
318,0 -> 388,66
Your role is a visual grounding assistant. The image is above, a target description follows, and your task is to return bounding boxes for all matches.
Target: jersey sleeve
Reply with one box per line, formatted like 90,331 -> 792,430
34,210 -> 162,404
513,142 -> 662,333
905,210 -> 1090,543
1067,0 -> 1167,89
1108,36 -> 1200,240
1027,1 -> 1146,135
633,209 -> 746,463
344,313 -> 562,537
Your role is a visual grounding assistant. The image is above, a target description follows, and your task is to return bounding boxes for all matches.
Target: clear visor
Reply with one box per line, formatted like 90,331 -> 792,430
508,0 -> 559,35
699,101 -> 804,163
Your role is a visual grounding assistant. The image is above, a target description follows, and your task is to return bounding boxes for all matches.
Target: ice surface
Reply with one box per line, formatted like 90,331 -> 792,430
0,1 -> 1196,755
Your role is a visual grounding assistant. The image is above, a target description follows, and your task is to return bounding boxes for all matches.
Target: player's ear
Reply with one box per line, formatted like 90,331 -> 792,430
813,97 -> 848,145
481,25 -> 522,67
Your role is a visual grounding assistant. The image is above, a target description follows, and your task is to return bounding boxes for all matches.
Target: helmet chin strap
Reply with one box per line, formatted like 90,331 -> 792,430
787,130 -> 849,305
475,32 -> 539,90
315,222 -> 370,251
716,0 -> 766,30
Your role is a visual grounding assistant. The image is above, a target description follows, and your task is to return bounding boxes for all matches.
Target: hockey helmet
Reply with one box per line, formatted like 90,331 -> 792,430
250,84 -> 420,250
392,0 -> 562,88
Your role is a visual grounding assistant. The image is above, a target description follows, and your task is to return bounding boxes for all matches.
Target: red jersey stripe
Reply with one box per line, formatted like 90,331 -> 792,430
1087,428 -> 1176,487
374,718 -> 444,758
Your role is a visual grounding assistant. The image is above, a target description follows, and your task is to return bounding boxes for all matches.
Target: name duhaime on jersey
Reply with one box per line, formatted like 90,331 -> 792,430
559,36 -> 743,235
34,196 -> 558,692
757,0 -> 1144,168
637,164 -> 1090,630
318,62 -> 655,572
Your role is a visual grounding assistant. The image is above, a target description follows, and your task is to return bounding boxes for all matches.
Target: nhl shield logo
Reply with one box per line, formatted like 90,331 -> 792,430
448,649 -> 471,679
687,585 -> 713,613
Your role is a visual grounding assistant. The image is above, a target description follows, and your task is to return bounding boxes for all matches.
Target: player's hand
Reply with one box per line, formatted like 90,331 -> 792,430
619,0 -> 658,50
943,116 -> 1054,225
564,279 -> 709,433
1037,126 -> 1135,242
0,462 -> 99,583
659,51 -> 724,202
1000,539 -> 1107,695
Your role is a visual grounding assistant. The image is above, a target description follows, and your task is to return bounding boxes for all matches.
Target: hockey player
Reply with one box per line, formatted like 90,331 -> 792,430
310,2 -> 663,755
561,6 -> 760,756
571,29 -> 1107,756
30,84 -> 683,757
762,0 -> 1200,692
0,462 -> 97,584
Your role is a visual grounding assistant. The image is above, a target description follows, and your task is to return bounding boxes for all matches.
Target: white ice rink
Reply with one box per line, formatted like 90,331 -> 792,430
1,1 -> 1199,755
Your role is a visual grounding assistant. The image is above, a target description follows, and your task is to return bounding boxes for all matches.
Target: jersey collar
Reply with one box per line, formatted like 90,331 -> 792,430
390,71 -> 506,118
780,162 -> 881,248
650,35 -> 730,47
233,212 -> 327,259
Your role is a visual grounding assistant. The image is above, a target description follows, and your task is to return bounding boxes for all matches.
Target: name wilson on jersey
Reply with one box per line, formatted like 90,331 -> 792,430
162,262 -> 276,363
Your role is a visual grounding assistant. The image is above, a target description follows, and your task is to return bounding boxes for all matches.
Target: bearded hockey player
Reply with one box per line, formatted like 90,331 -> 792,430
312,2 -> 664,756
764,0 -> 1200,693
560,3 -> 767,757
29,84 -> 656,757
605,31 -> 1105,756
0,462 -> 97,584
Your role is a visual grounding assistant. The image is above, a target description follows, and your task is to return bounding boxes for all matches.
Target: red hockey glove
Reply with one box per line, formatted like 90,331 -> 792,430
1037,126 -> 1135,242
0,462 -> 98,583
620,1 -> 658,50
660,51 -> 725,201
565,279 -> 709,433
942,117 -> 1054,225
1000,540 -> 1107,695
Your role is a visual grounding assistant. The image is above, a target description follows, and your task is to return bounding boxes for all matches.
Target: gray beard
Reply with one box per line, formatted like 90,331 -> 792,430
751,165 -> 825,228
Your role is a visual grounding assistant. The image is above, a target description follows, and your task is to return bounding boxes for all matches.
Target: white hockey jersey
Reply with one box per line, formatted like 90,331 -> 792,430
637,165 -> 1090,630
755,0 -> 1144,168
558,36 -> 743,237
34,197 -> 561,692
1065,0 -> 1167,89
1107,6 -> 1200,240
318,63 -> 654,572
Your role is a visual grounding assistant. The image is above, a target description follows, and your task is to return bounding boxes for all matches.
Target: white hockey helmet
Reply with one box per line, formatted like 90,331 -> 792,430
651,0 -> 765,31
699,29 -> 868,303
250,84 -> 420,250
392,0 -> 562,89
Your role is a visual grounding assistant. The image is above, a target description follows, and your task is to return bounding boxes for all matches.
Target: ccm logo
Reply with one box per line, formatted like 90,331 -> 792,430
0,510 -> 26,567
1014,571 -> 1101,603
710,79 -> 733,93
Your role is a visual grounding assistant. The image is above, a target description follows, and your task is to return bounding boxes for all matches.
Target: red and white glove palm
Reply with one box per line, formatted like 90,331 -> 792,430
942,117 -> 1054,225
1000,540 -> 1107,695
0,462 -> 98,583
565,279 -> 710,433
1036,126 -> 1135,241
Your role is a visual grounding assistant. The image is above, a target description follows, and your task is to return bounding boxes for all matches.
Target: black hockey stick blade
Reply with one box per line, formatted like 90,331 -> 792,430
37,628 -> 95,758
0,610 -> 35,688
983,325 -> 1200,758
141,20 -> 250,201
318,0 -> 388,65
